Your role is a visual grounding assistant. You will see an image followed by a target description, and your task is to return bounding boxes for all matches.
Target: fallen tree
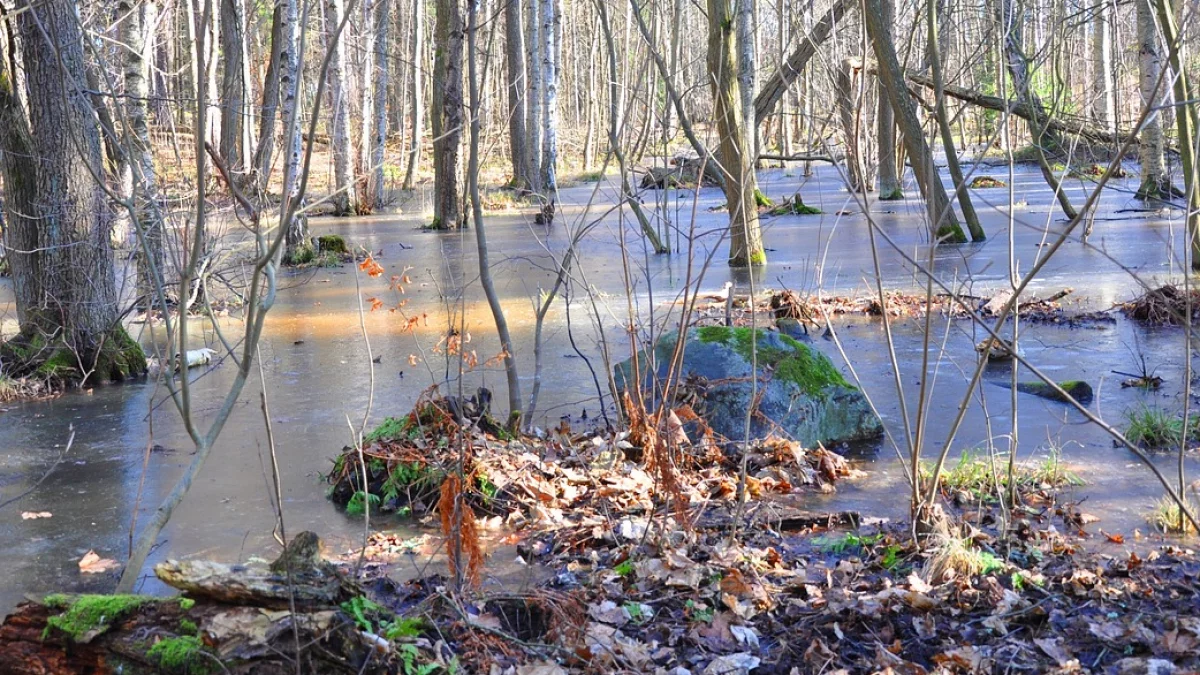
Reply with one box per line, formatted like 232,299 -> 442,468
904,71 -> 1143,149
753,0 -> 849,126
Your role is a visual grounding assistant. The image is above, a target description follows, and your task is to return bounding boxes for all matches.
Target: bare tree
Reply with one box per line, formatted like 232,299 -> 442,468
402,0 -> 424,191
707,0 -> 766,265
326,0 -> 358,214
432,0 -> 465,228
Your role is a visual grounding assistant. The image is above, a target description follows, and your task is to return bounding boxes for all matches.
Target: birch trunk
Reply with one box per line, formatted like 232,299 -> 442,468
1091,0 -> 1115,129
707,0 -> 765,266
1136,0 -> 1168,198
359,0 -> 377,208
737,0 -> 756,159
326,0 -> 356,214
540,0 -> 559,195
432,0 -> 465,227
526,0 -> 543,191
279,0 -> 308,256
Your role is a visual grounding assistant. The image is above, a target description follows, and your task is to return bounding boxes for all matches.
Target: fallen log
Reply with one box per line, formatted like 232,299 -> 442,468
754,0 -> 850,125
904,71 -> 1143,149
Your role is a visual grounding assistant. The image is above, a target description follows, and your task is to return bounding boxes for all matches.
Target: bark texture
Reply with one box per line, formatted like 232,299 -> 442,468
432,0 -> 465,228
707,0 -> 765,266
0,0 -> 146,383
326,0 -> 357,214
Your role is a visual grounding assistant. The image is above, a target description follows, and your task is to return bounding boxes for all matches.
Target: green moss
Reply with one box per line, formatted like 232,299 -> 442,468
36,349 -> 75,378
91,325 -> 148,382
936,222 -> 968,243
43,594 -> 153,642
695,327 -> 851,395
285,243 -> 316,266
879,188 -> 905,201
317,234 -> 349,254
748,249 -> 767,265
178,618 -> 199,635
753,189 -> 774,208
147,635 -> 216,673
178,597 -> 195,611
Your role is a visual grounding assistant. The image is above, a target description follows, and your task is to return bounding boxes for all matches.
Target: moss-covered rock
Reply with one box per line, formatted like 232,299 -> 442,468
317,234 -> 349,254
615,327 -> 882,446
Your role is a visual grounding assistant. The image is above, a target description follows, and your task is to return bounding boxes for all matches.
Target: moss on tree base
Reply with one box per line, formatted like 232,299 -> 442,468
0,326 -> 147,394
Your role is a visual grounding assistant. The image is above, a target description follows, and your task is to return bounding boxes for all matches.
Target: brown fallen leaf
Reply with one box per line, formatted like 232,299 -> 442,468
78,550 -> 120,574
20,511 -> 52,520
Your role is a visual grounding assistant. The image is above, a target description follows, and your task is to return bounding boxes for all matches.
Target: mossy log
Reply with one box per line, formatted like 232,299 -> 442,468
1011,380 -> 1094,404
0,592 -> 370,674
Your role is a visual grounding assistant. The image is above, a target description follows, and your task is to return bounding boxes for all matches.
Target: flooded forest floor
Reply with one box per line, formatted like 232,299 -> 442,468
4,161 -> 1200,673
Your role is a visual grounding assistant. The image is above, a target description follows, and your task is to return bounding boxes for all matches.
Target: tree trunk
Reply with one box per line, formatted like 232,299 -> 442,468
1091,0 -> 1115,130
325,0 -> 357,214
504,0 -> 528,187
431,0 -> 465,228
120,0 -> 167,309
876,0 -> 901,199
402,0 -> 423,190
366,0 -> 391,208
1136,0 -> 1168,198
834,61 -> 869,192
0,0 -> 146,384
737,0 -> 756,160
540,0 -> 560,196
1148,0 -> 1200,269
927,0 -> 984,240
219,0 -> 248,172
862,0 -> 965,242
279,0 -> 308,258
526,0 -> 543,192
253,3 -> 285,190
707,0 -> 765,266
467,0 -> 523,425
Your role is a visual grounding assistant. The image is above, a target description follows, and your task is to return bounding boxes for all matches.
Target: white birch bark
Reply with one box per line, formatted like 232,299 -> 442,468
540,0 -> 559,192
1092,0 -> 1115,129
1137,0 -> 1167,197
279,0 -> 307,254
527,0 -> 543,191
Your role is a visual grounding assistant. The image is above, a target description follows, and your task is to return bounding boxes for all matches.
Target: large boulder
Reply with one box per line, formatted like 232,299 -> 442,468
615,326 -> 882,446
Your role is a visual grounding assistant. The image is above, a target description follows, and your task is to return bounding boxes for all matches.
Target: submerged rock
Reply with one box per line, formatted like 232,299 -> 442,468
614,326 -> 882,446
